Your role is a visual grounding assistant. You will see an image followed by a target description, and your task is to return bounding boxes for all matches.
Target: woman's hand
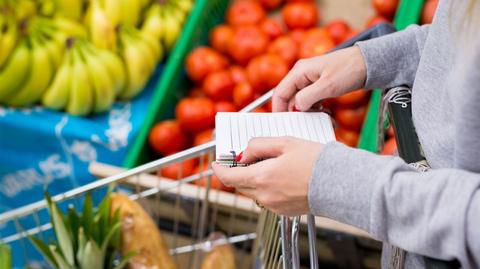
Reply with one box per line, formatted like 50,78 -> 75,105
212,137 -> 323,216
273,46 -> 367,112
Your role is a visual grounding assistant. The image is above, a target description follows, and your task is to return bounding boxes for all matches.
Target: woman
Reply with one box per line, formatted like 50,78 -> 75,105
212,0 -> 480,268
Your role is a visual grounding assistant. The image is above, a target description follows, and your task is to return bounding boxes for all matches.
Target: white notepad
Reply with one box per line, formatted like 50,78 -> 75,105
215,112 -> 336,161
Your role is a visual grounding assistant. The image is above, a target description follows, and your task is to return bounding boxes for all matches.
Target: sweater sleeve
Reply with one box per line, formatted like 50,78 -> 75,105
355,24 -> 430,89
308,142 -> 480,268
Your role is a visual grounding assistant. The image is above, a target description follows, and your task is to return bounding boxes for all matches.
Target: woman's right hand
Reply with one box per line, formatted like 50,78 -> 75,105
272,46 -> 367,112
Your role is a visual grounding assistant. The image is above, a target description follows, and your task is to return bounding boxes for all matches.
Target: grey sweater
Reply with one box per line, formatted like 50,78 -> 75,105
308,0 -> 480,268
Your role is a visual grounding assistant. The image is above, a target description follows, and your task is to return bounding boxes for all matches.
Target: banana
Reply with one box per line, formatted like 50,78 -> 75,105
42,48 -> 72,110
160,6 -> 182,52
38,0 -> 56,17
0,41 -> 31,102
13,0 -> 37,20
0,15 -> 18,69
43,37 -> 63,70
119,0 -> 141,26
52,17 -> 88,38
173,0 -> 194,14
79,42 -> 116,113
53,0 -> 83,21
141,4 -> 164,41
97,49 -> 126,96
103,0 -> 122,25
5,37 -> 54,107
88,0 -> 116,50
66,44 -> 93,116
141,31 -> 163,62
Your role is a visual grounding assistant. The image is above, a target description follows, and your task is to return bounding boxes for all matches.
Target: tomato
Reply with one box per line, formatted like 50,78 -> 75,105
326,19 -> 351,45
229,65 -> 248,84
372,0 -> 398,18
228,25 -> 269,65
298,29 -> 335,59
260,18 -> 284,40
158,158 -> 197,179
233,82 -> 255,109
335,89 -> 369,108
209,24 -> 234,54
340,30 -> 359,43
194,164 -> 234,192
246,54 -> 289,93
194,129 -> 214,146
365,15 -> 389,28
288,29 -> 306,44
381,137 -> 397,155
176,97 -> 216,133
264,100 -> 273,112
421,0 -> 438,24
215,101 -> 237,113
267,35 -> 298,67
258,0 -> 283,10
202,70 -> 235,102
335,128 -> 359,147
252,107 -> 268,113
334,106 -> 367,132
188,87 -> 205,98
149,120 -> 189,156
286,0 -> 314,2
226,0 -> 266,26
282,2 -> 319,30
186,47 -> 229,83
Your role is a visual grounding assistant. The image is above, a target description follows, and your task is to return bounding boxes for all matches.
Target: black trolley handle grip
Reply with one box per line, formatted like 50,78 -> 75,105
331,24 -> 459,269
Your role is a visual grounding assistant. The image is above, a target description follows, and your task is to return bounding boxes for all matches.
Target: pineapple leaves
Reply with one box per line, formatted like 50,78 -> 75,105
29,236 -> 58,268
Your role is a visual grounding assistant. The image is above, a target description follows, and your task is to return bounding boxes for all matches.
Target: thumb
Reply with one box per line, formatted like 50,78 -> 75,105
240,137 -> 287,164
294,78 -> 335,111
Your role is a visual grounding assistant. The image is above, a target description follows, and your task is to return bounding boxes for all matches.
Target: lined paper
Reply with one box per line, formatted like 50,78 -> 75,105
215,112 -> 336,160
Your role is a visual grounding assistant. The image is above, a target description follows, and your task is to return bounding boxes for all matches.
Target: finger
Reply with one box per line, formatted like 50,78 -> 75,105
211,162 -> 256,188
240,137 -> 288,164
272,64 -> 312,112
294,78 -> 335,111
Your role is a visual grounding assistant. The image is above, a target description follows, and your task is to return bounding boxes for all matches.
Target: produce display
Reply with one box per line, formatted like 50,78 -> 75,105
30,190 -> 130,269
0,0 -> 193,115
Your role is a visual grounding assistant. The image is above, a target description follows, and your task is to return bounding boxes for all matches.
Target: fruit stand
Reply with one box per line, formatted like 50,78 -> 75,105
0,0 -> 439,268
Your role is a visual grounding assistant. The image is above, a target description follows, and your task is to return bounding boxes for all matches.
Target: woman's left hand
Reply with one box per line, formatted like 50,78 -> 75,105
212,137 -> 323,216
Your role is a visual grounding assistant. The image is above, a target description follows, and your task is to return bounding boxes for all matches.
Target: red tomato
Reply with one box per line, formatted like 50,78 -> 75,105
381,137 -> 397,155
228,25 -> 269,65
209,24 -> 234,54
158,158 -> 197,179
340,30 -> 359,43
194,164 -> 234,192
421,0 -> 438,24
326,19 -> 351,44
335,89 -> 369,108
366,15 -> 390,28
246,54 -> 289,93
229,65 -> 248,84
267,35 -> 298,67
202,70 -> 235,101
233,82 -> 255,109
387,125 -> 395,137
188,87 -> 205,98
226,0 -> 266,26
252,107 -> 268,113
215,101 -> 237,113
260,18 -> 284,40
282,2 -> 319,30
335,128 -> 359,147
185,47 -> 228,83
286,0 -> 314,2
298,29 -> 335,59
372,0 -> 398,18
149,120 -> 189,156
264,100 -> 273,112
334,106 -> 367,132
193,129 -> 214,146
176,97 -> 216,133
289,29 -> 306,44
258,0 -> 283,10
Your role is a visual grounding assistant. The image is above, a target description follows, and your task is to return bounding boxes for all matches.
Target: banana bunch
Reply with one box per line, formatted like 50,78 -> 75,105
42,39 -> 126,115
141,0 -> 194,52
0,12 -> 18,69
85,0 -> 117,50
117,24 -> 161,99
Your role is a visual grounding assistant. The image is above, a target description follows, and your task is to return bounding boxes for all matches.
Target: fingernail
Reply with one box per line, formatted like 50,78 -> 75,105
293,105 -> 300,112
236,151 -> 243,162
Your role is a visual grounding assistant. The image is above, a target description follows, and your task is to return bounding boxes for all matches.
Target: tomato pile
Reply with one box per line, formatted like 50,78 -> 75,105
148,0 -> 439,184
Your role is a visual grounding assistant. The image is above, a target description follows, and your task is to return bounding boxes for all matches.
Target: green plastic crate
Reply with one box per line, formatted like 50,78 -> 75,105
124,0 -> 426,168
123,0 -> 229,168
358,0 -> 425,152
